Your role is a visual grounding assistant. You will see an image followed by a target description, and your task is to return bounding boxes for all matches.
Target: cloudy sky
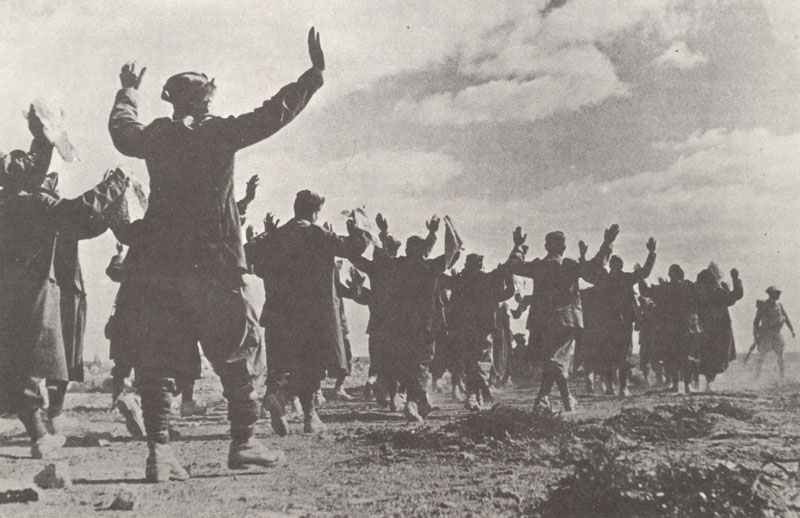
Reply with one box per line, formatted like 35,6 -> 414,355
2,0 -> 799,358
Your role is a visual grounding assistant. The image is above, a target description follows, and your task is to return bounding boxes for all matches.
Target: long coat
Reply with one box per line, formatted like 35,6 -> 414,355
0,172 -> 126,409
258,218 -> 368,375
696,276 -> 743,376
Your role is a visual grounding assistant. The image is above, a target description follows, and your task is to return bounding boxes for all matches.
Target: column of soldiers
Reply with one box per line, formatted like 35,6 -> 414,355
0,26 -> 795,485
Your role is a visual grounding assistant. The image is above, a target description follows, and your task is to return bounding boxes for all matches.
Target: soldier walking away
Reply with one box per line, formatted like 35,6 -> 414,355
505,224 -> 617,413
259,191 -> 369,436
695,264 -> 743,392
1,110 -> 130,459
753,286 -> 795,381
107,27 -> 326,481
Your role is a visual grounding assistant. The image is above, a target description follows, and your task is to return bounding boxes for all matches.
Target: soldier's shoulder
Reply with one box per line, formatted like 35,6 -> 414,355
756,299 -> 767,308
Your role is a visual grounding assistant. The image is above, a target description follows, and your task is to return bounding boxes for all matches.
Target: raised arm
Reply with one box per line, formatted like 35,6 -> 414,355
39,168 -> 128,237
237,175 -> 260,217
109,62 -> 148,158
505,226 -> 537,277
218,28 -> 324,151
322,217 -> 370,261
724,269 -> 744,306
632,237 -> 657,283
579,224 -> 618,284
26,109 -> 55,178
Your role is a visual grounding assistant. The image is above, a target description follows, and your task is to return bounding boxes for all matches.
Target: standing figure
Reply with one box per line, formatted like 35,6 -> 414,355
385,216 -> 458,422
107,27 -> 326,481
445,254 -> 514,410
640,264 -> 699,394
592,240 -> 656,398
753,286 -> 795,380
260,191 -> 369,435
1,112 -> 129,458
505,225 -> 617,412
350,214 -> 431,409
695,264 -> 743,392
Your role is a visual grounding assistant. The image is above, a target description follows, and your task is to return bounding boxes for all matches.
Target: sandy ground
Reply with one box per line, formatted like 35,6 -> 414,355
2,355 -> 800,517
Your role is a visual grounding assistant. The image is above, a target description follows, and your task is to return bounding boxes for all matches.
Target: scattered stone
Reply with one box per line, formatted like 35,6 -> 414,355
34,462 -> 72,490
0,478 -> 39,504
107,488 -> 137,511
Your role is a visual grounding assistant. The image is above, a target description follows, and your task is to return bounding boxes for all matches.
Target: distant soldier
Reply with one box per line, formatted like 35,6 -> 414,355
505,225 -> 617,412
108,27 -> 326,481
591,240 -> 656,398
386,216 -> 458,422
445,254 -> 514,410
753,286 -> 795,380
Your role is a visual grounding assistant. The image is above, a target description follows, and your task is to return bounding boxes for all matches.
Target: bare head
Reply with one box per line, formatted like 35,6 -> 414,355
544,231 -> 566,256
405,235 -> 428,260
668,264 -> 684,282
162,72 -> 216,118
464,253 -> 484,273
609,255 -> 624,272
766,286 -> 782,301
294,189 -> 325,223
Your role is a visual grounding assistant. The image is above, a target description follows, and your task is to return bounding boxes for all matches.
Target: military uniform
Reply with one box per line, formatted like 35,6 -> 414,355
108,67 -> 323,454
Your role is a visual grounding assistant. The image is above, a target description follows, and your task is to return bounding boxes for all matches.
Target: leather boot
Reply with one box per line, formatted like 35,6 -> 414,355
262,393 -> 288,437
228,438 -> 286,469
145,443 -> 189,483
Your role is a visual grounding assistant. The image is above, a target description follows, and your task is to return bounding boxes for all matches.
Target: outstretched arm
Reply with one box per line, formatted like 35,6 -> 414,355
219,28 -> 324,151
40,168 -> 129,237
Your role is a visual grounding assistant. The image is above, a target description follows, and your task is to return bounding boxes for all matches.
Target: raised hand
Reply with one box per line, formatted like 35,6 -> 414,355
346,216 -> 357,235
263,212 -> 280,234
513,226 -> 527,247
646,237 -> 656,253
119,62 -> 147,89
323,221 -> 334,233
578,240 -> 588,258
376,213 -> 388,234
245,175 -> 260,201
730,268 -> 739,280
308,27 -> 325,71
426,215 -> 440,234
604,224 -> 620,244
349,267 -> 366,288
27,106 -> 46,140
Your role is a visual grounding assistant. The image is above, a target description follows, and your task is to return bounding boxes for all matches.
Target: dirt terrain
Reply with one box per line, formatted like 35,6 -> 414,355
2,357 -> 800,517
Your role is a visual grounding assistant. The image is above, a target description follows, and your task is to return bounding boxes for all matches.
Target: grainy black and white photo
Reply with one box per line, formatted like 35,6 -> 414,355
1,0 -> 800,516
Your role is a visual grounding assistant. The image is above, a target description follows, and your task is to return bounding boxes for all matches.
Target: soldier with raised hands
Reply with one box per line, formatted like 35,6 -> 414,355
108,27 -> 326,482
505,224 -> 618,413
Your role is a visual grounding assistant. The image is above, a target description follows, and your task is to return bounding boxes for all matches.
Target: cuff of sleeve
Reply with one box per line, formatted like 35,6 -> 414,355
298,67 -> 324,90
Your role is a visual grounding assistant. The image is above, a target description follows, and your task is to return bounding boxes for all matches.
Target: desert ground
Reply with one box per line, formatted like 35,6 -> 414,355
2,355 -> 800,517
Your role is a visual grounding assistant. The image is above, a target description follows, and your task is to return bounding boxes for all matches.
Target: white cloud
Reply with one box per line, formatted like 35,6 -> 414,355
653,40 -> 708,69
394,51 -> 629,125
394,0 -> 726,126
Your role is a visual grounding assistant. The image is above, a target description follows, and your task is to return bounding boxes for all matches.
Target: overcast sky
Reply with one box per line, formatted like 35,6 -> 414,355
2,0 -> 799,358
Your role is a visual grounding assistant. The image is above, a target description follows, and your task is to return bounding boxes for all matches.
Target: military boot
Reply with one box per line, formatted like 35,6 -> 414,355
228,438 -> 286,469
303,411 -> 326,434
262,393 -> 289,437
145,443 -> 189,483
